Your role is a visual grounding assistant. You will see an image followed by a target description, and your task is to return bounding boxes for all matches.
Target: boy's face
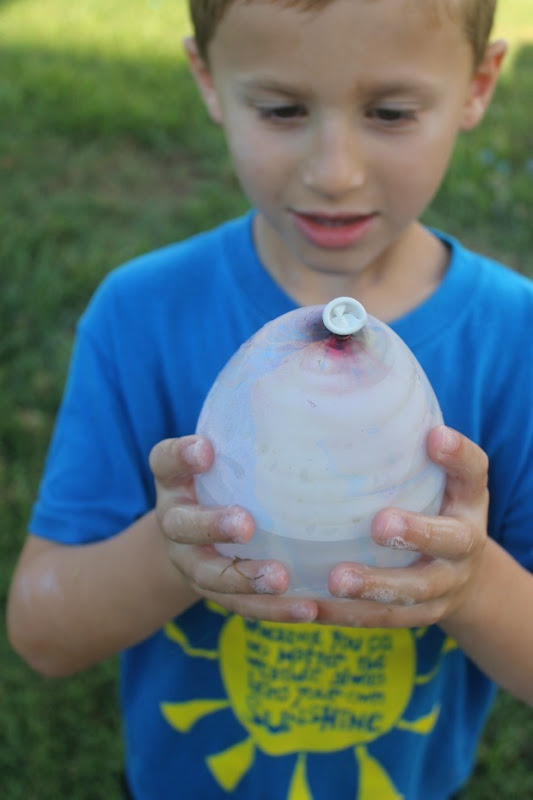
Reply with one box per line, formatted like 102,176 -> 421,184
188,0 -> 502,297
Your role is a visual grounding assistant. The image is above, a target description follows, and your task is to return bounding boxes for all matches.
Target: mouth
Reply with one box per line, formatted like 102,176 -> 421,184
292,211 -> 377,249
299,212 -> 371,225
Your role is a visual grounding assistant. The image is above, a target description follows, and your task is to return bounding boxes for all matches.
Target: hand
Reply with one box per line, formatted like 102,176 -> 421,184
149,435 -> 318,623
315,425 -> 490,627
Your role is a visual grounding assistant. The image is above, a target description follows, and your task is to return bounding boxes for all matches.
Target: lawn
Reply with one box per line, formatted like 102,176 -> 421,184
0,1 -> 532,798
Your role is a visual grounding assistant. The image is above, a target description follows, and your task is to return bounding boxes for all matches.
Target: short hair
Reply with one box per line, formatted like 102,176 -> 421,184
188,0 -> 497,67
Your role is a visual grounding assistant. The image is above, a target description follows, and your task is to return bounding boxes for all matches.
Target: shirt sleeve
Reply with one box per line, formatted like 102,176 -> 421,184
29,315 -> 154,545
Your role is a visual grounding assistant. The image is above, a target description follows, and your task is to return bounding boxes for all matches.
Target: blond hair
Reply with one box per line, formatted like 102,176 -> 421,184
188,0 -> 497,66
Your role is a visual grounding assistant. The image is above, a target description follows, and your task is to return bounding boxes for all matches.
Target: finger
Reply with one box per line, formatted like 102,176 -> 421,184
149,436 -> 213,487
201,588 -> 319,624
174,544 -> 291,595
315,594 -> 447,629
161,503 -> 255,546
371,508 -> 480,560
172,544 -> 318,622
427,426 -> 489,508
328,557 -> 457,605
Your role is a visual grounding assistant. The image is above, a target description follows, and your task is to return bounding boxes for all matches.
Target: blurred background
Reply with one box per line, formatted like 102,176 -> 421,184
1,0 -> 532,797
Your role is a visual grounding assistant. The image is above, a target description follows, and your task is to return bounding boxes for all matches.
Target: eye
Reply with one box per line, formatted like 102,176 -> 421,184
257,103 -> 307,122
368,107 -> 417,124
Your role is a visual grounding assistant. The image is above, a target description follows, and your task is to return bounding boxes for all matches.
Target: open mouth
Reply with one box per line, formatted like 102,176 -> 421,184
292,211 -> 377,248
306,214 -> 366,227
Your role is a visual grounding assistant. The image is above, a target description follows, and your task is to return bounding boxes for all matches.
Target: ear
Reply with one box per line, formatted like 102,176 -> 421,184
460,40 -> 507,131
183,37 -> 223,124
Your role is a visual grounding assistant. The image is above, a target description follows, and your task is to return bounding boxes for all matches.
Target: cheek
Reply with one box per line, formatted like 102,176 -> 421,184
382,128 -> 459,206
225,130 -> 289,200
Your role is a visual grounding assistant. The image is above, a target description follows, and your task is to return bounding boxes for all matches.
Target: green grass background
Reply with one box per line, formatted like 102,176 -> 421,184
1,0 -> 532,797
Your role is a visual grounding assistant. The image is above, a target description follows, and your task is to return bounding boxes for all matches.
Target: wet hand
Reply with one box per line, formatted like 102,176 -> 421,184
149,436 -> 318,623
319,426 -> 490,628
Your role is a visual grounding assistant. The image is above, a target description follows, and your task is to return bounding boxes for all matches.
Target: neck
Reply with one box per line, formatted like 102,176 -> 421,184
254,216 -> 449,321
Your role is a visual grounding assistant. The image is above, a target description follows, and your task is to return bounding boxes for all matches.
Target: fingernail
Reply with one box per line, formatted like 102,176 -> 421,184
220,507 -> 249,542
336,570 -> 364,598
253,563 -> 286,594
441,427 -> 459,455
184,439 -> 211,468
290,602 -> 317,623
383,513 -> 406,540
183,439 -> 203,465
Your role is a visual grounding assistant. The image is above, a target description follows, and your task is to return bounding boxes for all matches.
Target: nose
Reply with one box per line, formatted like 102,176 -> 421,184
302,115 -> 366,198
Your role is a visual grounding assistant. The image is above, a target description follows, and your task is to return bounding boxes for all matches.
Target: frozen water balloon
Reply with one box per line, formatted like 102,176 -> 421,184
195,299 -> 445,595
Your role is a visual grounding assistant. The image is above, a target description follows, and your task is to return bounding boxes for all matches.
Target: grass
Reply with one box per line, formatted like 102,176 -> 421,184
1,1 -> 532,798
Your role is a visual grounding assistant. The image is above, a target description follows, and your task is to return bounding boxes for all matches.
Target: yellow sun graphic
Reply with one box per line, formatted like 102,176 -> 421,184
161,603 -> 457,799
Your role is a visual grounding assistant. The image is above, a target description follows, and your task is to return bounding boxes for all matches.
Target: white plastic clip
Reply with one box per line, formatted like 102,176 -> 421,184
322,297 -> 367,336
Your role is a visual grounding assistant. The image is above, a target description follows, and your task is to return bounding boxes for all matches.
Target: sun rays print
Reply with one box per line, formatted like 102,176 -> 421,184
160,602 -> 457,799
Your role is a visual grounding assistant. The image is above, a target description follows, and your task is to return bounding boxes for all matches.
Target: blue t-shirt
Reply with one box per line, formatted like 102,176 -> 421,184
30,213 -> 533,800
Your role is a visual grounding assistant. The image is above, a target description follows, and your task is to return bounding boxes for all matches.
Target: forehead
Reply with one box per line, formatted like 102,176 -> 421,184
212,0 -> 467,54
209,0 -> 473,91
226,0 -> 467,18
210,0 -> 470,48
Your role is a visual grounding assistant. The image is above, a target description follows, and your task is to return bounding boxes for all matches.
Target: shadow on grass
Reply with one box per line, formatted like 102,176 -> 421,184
0,43 -> 247,446
1,37 -> 532,800
0,43 -> 218,149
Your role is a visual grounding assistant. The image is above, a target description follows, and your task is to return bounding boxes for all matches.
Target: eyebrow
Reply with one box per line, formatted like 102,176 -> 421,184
237,78 -> 306,99
360,80 -> 441,101
237,76 -> 441,102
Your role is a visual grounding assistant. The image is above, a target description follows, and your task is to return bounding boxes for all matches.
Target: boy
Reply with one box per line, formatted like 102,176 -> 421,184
7,1 -> 533,798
